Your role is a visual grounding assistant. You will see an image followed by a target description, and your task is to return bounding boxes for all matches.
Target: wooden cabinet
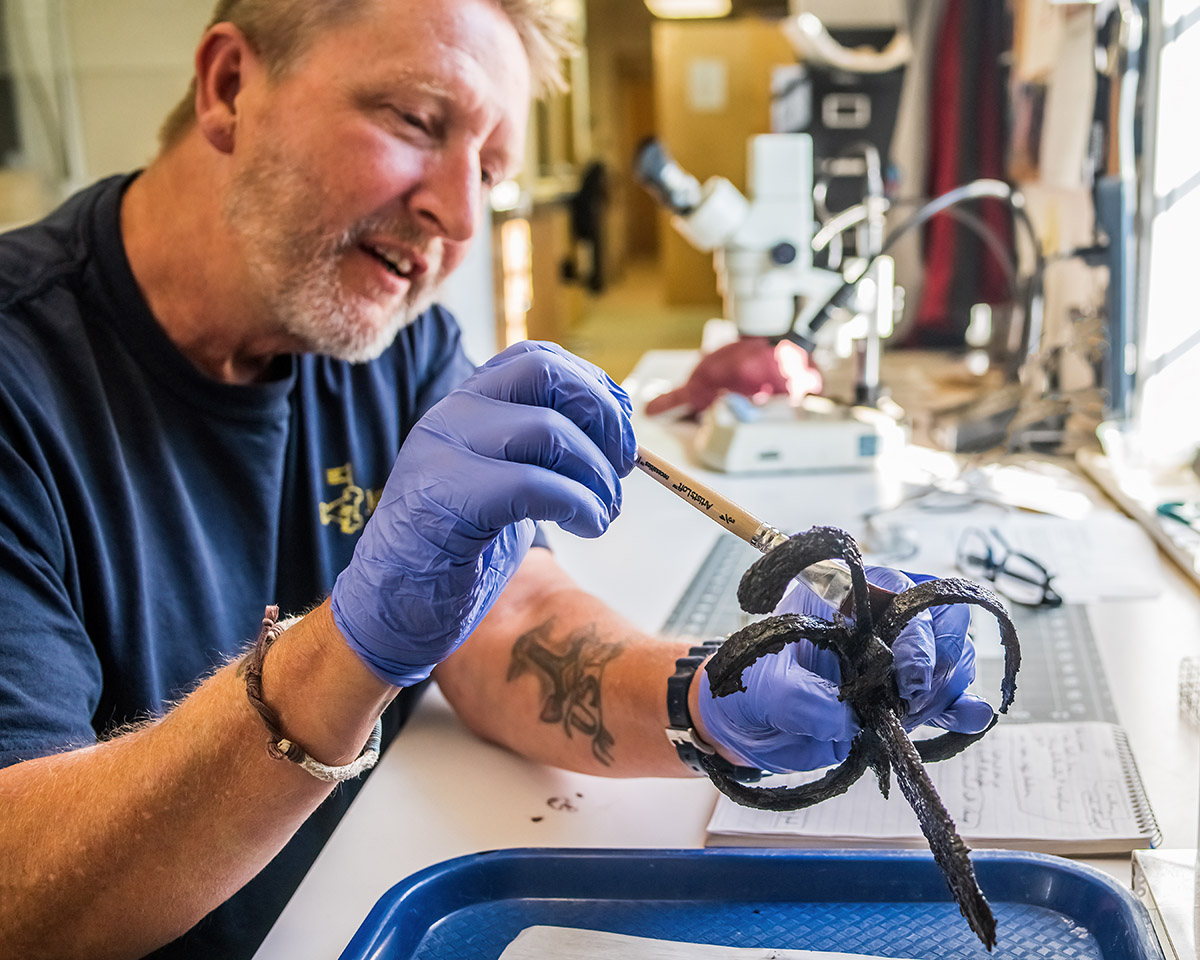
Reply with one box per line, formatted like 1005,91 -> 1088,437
491,196 -> 583,350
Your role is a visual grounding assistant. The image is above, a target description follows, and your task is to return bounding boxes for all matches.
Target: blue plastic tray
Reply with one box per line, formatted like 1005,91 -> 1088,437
340,848 -> 1164,960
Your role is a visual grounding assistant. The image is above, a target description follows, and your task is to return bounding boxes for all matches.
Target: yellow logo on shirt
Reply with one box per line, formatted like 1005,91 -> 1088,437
319,463 -> 381,535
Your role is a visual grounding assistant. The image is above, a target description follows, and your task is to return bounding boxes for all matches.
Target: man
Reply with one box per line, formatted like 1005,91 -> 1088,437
0,1 -> 991,958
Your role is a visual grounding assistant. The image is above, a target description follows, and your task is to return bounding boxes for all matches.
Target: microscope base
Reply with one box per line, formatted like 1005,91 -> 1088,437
694,395 -> 907,474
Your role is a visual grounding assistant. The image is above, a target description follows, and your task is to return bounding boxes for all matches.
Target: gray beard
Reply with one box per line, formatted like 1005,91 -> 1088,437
223,155 -> 440,364
270,255 -> 435,363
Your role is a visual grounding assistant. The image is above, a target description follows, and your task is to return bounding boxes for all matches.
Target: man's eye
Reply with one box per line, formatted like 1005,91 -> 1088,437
398,111 -> 431,135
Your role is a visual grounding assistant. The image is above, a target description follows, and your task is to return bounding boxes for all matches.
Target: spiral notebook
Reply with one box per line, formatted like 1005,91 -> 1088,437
706,722 -> 1161,856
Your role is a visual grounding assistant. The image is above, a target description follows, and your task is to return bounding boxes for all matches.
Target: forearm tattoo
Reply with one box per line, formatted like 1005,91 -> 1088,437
507,619 -> 624,765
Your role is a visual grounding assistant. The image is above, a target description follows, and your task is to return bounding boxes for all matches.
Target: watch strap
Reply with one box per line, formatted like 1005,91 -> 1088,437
666,640 -> 762,783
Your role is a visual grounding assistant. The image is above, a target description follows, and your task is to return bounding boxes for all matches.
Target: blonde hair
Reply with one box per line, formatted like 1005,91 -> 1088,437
158,0 -> 574,149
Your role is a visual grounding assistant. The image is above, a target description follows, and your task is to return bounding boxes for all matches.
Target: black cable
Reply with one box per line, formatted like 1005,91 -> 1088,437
813,203 -> 1018,301
787,181 -> 1043,355
939,206 -> 1020,302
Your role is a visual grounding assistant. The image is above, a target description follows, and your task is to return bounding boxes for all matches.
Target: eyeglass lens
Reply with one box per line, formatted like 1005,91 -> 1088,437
956,527 -> 1060,607
994,552 -> 1053,606
956,528 -> 994,576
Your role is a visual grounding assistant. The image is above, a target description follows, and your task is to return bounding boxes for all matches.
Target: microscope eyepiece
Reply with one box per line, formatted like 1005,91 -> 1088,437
634,137 -> 702,216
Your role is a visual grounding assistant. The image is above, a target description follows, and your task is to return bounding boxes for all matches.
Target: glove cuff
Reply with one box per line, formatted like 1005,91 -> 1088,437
330,590 -> 437,688
666,641 -> 762,783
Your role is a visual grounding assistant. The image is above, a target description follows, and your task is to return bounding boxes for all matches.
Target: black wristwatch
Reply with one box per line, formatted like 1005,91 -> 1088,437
666,641 -> 762,783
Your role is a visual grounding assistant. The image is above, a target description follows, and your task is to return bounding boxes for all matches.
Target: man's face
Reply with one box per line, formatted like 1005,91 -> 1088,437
224,0 -> 530,362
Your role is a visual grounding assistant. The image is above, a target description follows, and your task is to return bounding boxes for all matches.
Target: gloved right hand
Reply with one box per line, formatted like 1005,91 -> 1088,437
331,341 -> 636,687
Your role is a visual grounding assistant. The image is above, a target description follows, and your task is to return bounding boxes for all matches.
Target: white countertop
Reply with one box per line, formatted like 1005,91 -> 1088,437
254,350 -> 1200,959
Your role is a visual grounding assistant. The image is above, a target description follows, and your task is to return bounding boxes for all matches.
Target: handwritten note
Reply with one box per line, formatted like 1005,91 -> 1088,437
706,722 -> 1156,855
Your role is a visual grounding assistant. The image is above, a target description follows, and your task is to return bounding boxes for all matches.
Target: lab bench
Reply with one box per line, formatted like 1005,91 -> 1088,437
253,350 -> 1200,960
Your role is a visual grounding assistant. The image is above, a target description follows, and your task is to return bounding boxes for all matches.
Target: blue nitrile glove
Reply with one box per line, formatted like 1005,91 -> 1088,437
771,566 -> 994,732
888,569 -> 995,732
694,636 -> 860,774
331,341 -> 636,687
695,566 -> 994,774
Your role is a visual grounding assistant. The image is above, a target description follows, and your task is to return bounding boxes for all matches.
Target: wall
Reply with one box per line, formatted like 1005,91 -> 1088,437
63,0 -> 209,179
436,210 -> 497,364
787,0 -> 906,27
652,16 -> 796,306
0,0 -> 209,221
584,0 -> 657,279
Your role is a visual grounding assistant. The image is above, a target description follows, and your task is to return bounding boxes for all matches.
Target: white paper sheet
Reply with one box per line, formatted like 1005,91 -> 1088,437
706,722 -> 1157,855
864,506 -> 1163,603
500,927 -> 923,960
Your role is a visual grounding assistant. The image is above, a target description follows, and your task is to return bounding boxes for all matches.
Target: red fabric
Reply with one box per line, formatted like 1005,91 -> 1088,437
645,338 -> 822,417
916,0 -> 965,338
976,15 -> 1013,306
909,0 -> 1013,346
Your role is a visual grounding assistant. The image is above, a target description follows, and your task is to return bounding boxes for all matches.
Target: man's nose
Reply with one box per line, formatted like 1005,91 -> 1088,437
411,147 -> 481,243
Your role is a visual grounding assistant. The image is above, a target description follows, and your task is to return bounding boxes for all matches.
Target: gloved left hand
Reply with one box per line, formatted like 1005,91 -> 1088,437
694,565 -> 994,774
774,565 -> 995,732
694,636 -> 860,773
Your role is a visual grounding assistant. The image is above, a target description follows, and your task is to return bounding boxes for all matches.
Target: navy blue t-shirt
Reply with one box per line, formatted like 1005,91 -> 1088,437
0,175 -> 478,957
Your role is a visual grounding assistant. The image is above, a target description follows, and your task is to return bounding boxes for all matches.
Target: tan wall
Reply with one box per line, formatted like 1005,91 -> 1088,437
65,0 -> 211,178
584,0 -> 656,281
652,17 -> 796,306
0,0 -> 210,225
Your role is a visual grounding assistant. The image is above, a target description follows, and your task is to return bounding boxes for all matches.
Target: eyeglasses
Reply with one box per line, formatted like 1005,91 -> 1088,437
956,526 -> 1062,608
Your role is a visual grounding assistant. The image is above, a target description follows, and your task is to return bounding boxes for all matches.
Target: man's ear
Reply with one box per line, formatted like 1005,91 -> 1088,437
193,23 -> 260,154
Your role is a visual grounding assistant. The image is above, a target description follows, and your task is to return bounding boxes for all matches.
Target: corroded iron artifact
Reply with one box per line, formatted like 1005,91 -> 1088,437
701,526 -> 1021,950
